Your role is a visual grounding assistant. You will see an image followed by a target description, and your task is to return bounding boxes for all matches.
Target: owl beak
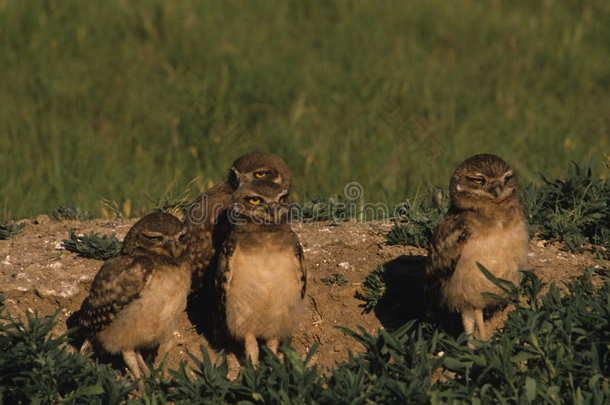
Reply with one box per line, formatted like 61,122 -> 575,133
266,202 -> 287,223
167,240 -> 183,259
489,180 -> 502,197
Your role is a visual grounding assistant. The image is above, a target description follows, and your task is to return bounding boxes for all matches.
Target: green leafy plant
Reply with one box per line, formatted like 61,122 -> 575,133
50,203 -> 93,221
436,266 -> 610,403
293,194 -> 352,224
0,309 -> 134,404
522,162 -> 610,255
321,272 -> 348,287
62,231 -> 122,260
385,187 -> 448,247
0,221 -> 25,240
1,267 -> 609,403
356,265 -> 388,313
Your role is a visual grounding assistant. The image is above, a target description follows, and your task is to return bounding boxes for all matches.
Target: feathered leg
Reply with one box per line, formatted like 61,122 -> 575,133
474,308 -> 488,340
461,307 -> 475,336
244,331 -> 259,365
123,350 -> 146,393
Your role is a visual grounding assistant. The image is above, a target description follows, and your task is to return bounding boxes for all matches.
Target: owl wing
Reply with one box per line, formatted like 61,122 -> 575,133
425,211 -> 471,307
185,182 -> 234,290
216,236 -> 237,310
79,255 -> 155,336
294,239 -> 307,299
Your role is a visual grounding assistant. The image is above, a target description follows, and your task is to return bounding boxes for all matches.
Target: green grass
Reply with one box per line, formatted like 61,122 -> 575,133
1,0 -> 609,219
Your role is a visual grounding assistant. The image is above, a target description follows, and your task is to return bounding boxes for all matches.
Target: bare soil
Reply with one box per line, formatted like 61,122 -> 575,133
0,216 -> 607,378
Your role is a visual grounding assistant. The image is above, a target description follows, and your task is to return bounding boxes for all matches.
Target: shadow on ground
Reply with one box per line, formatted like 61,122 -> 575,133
373,254 -> 463,336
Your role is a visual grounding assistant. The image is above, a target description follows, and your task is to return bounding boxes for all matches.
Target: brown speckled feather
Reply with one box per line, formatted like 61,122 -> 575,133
424,209 -> 470,312
294,240 -> 306,299
423,154 -> 529,339
215,180 -> 305,362
79,256 -> 154,335
216,235 -> 237,311
185,182 -> 234,290
184,152 -> 293,292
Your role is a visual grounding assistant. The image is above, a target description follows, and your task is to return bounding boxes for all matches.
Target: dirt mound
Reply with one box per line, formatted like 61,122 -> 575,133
0,216 -> 605,376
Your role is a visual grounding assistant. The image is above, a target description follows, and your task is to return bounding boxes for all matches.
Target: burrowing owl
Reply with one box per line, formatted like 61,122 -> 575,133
216,180 -> 306,364
185,151 -> 292,291
78,212 -> 190,379
425,154 -> 528,339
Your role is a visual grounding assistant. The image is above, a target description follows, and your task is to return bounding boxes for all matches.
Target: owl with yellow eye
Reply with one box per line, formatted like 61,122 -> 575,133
184,151 -> 293,292
216,180 -> 306,364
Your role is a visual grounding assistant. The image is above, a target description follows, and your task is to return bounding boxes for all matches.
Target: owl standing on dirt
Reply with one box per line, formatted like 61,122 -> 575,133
425,154 -> 528,339
185,151 -> 293,291
78,212 -> 190,379
216,180 -> 306,364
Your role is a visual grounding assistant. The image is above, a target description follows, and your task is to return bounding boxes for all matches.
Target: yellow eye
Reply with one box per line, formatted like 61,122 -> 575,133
248,197 -> 261,205
470,177 -> 484,184
279,196 -> 286,203
254,171 -> 266,178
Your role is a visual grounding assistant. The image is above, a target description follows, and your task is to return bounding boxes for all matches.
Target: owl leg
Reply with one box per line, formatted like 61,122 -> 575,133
244,331 -> 259,365
266,338 -> 285,362
461,307 -> 476,336
123,350 -> 143,379
136,351 -> 151,377
474,309 -> 488,340
266,338 -> 279,355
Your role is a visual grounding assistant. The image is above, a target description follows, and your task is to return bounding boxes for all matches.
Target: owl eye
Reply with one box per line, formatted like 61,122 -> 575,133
254,171 -> 266,178
144,234 -> 163,241
279,196 -> 286,204
248,197 -> 261,205
504,174 -> 513,184
470,177 -> 485,185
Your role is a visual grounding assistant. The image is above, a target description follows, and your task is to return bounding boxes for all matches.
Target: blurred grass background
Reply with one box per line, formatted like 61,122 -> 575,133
0,0 -> 608,219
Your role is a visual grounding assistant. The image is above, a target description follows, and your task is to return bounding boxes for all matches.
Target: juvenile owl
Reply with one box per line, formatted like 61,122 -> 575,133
425,154 -> 528,340
185,151 -> 293,291
216,180 -> 306,364
78,212 -> 190,380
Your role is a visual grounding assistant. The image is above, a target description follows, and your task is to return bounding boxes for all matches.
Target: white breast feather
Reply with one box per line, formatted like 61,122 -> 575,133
441,220 -> 528,311
97,263 -> 190,354
225,244 -> 304,341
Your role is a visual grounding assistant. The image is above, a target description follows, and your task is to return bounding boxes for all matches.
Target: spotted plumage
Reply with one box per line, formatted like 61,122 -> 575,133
184,151 -> 292,292
216,180 -> 306,364
78,212 -> 190,381
425,154 -> 529,339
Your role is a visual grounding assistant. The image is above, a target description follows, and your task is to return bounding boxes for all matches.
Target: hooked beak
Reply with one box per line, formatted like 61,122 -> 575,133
267,202 -> 288,223
167,240 -> 184,259
489,180 -> 502,197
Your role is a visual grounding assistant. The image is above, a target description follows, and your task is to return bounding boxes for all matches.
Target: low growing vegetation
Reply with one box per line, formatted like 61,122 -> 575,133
62,231 -> 122,261
50,204 -> 93,222
1,268 -> 608,403
0,221 -> 25,240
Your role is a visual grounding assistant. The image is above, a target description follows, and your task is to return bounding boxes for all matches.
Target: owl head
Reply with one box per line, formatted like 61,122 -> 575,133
449,154 -> 518,210
122,212 -> 188,259
227,151 -> 292,193
228,180 -> 290,225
